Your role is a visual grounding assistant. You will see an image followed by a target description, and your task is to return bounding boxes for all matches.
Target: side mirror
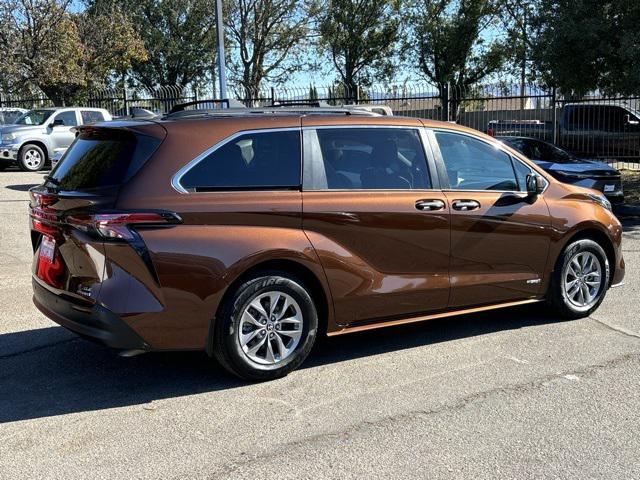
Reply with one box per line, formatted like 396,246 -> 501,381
526,173 -> 545,196
49,119 -> 65,128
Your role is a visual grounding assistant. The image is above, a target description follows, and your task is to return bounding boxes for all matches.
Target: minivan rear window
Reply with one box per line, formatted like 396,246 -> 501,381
48,128 -> 161,191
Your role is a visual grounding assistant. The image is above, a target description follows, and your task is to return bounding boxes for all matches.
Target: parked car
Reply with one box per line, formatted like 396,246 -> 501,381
0,107 -> 111,171
498,136 -> 624,204
0,107 -> 28,125
487,102 -> 640,159
29,105 -> 624,381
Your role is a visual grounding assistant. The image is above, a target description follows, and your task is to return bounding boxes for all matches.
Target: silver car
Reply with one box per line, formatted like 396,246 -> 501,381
0,107 -> 112,171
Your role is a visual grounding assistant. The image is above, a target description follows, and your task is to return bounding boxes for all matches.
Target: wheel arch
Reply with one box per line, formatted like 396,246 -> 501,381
20,140 -> 50,161
560,227 -> 617,286
207,258 -> 331,356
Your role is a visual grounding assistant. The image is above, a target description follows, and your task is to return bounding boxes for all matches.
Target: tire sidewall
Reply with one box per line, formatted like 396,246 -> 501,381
557,239 -> 609,315
219,275 -> 318,380
20,144 -> 46,171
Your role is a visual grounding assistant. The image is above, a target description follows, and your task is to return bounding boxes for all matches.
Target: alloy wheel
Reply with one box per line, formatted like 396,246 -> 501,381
563,251 -> 603,308
238,291 -> 303,365
24,149 -> 43,169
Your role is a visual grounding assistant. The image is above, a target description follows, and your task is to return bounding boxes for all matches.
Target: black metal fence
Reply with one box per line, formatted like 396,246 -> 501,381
2,82 -> 639,169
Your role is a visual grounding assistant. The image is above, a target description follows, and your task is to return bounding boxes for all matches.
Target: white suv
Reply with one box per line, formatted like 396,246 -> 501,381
0,107 -> 111,171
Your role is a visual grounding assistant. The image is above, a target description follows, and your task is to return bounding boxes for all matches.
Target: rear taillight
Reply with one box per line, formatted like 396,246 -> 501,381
487,127 -> 495,137
66,211 -> 182,240
29,190 -> 62,238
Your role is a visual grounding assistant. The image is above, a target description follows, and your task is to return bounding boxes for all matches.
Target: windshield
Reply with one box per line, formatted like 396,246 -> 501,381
15,109 -> 55,126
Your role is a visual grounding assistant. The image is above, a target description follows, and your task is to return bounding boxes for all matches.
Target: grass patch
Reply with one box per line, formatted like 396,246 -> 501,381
621,170 -> 640,206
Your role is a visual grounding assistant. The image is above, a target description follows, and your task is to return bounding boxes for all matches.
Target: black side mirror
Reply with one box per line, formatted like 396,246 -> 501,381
526,173 -> 545,196
49,119 -> 65,128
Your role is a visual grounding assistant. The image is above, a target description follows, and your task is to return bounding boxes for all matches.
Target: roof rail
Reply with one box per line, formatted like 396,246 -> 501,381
162,104 -> 380,120
268,100 -> 333,108
169,98 -> 246,114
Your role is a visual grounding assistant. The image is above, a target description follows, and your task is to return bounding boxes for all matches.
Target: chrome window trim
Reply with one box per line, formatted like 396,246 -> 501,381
171,127 -> 301,194
428,128 -> 549,195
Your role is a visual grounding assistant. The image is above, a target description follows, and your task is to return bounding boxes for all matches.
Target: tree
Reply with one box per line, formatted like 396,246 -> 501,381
407,0 -> 506,120
500,0 -> 537,108
531,0 -> 609,98
225,0 -> 311,102
317,0 -> 401,96
88,0 -> 217,90
0,0 -> 146,105
532,0 -> 640,97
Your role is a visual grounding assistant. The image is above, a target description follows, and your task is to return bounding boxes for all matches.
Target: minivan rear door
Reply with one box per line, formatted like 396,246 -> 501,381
301,120 -> 450,328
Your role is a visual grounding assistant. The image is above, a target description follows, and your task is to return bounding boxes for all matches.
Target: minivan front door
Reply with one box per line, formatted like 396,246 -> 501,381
430,129 -> 552,308
301,124 -> 450,327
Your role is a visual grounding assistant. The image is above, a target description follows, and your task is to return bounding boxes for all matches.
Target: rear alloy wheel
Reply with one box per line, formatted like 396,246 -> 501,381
547,239 -> 610,318
213,273 -> 318,381
19,144 -> 46,171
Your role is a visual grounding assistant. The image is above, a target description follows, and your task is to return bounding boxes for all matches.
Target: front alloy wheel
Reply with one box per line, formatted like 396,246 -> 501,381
19,145 -> 46,171
548,238 -> 610,318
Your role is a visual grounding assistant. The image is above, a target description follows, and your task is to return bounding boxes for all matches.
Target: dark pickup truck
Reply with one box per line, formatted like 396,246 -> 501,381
487,103 -> 640,159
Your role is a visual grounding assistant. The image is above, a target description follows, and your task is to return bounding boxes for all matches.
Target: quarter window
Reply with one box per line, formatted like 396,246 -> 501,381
180,130 -> 301,192
81,110 -> 105,124
306,128 -> 431,190
435,132 -> 520,191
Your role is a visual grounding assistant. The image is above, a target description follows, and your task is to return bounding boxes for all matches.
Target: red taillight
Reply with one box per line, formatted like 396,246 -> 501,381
29,190 -> 62,238
66,212 -> 182,240
487,127 -> 495,137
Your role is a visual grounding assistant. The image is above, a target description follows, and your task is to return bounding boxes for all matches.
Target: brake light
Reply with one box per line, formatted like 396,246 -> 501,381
487,127 -> 495,137
66,212 -> 182,240
29,190 -> 62,238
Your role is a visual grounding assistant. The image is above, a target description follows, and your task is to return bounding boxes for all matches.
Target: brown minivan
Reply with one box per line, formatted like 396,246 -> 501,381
29,106 -> 625,380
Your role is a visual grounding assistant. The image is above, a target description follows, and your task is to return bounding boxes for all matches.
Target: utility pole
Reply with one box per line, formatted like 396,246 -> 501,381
215,0 -> 228,101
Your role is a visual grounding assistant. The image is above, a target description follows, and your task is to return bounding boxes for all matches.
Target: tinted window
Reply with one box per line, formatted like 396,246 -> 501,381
308,128 -> 430,190
180,130 -> 301,192
48,129 -> 162,191
54,111 -> 78,126
81,110 -> 105,124
512,159 -> 532,191
436,132 -> 518,191
15,109 -> 54,125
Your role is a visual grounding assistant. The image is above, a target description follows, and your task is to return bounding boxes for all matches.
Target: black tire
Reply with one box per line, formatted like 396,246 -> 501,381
546,238 -> 610,319
213,272 -> 318,381
18,144 -> 46,171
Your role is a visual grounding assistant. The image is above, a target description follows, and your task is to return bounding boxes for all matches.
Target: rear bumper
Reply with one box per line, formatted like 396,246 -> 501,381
32,277 -> 150,351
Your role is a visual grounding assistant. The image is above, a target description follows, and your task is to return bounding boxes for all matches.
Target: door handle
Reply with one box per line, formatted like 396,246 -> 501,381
415,199 -> 446,211
452,199 -> 480,211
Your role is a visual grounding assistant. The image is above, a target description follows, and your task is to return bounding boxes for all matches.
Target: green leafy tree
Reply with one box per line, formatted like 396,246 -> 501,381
88,0 -> 217,90
500,0 -> 537,107
317,0 -> 401,96
0,0 -> 146,105
532,0 -> 640,97
406,0 -> 506,120
531,0 -> 609,98
225,0 -> 312,102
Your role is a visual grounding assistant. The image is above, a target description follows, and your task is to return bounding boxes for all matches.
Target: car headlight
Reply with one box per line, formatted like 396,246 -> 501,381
589,193 -> 612,211
554,170 -> 590,180
1,132 -> 18,143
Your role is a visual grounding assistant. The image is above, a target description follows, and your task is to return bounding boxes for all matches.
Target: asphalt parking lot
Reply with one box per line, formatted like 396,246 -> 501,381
0,169 -> 638,479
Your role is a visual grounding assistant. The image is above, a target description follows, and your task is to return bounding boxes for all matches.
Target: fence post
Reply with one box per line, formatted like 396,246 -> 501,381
551,87 -> 558,145
0,91 -> 3,109
123,87 -> 129,116
355,85 -> 360,105
271,87 -> 275,105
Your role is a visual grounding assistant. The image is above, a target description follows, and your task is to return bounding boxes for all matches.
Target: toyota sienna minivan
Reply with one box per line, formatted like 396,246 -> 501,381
30,105 -> 625,380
